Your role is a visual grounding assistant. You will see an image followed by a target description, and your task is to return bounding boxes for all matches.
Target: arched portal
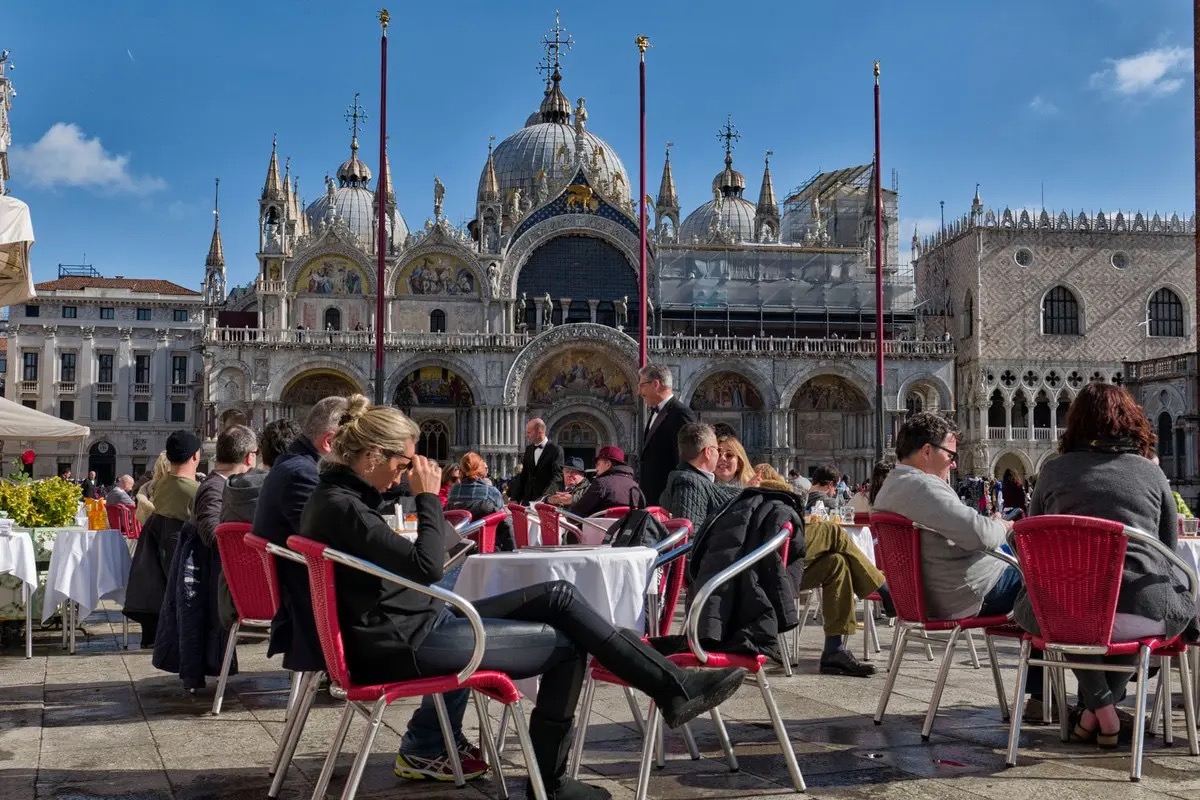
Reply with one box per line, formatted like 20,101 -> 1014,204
790,374 -> 872,481
689,371 -> 767,452
517,234 -> 638,330
550,413 -> 604,469
394,366 -> 475,448
280,369 -> 359,422
88,441 -> 117,488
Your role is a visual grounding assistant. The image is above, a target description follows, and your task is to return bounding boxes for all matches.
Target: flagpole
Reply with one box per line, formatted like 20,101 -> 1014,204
873,60 -> 885,463
374,9 -> 389,405
636,35 -> 650,369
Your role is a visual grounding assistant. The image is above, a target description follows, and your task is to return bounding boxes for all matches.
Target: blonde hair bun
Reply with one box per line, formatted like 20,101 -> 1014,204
339,394 -> 371,426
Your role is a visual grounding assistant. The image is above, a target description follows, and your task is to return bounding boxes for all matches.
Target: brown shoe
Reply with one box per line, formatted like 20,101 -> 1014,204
1021,697 -> 1061,725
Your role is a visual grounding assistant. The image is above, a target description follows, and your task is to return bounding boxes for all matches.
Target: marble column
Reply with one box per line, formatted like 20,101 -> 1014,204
559,298 -> 572,324
588,300 -> 599,323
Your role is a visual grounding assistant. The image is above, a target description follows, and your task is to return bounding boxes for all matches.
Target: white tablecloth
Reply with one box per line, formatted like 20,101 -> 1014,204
840,524 -> 876,568
42,528 -> 131,623
0,530 -> 37,589
1176,538 -> 1200,615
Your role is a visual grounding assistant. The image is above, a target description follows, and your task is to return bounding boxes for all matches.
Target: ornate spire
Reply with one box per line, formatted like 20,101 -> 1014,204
206,178 -> 225,268
337,93 -> 373,187
712,115 -> 746,197
261,134 -> 283,201
282,156 -> 296,220
481,136 -> 499,202
376,148 -> 396,207
536,12 -> 573,124
756,150 -> 778,216
970,183 -> 984,224
656,142 -> 678,212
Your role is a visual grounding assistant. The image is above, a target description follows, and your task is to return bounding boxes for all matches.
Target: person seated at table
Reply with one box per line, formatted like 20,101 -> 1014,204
713,441 -> 887,677
545,457 -> 591,508
125,431 -> 202,648
437,462 -> 462,507
659,423 -> 740,529
806,464 -> 844,512
300,396 -> 748,800
568,446 -> 644,518
105,474 -> 136,507
867,459 -> 893,507
1012,383 -> 1194,747
872,412 -> 1049,718
446,452 -> 515,551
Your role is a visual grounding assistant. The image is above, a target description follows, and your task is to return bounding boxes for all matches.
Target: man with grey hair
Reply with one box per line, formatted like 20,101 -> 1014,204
659,422 -> 738,527
105,474 -> 136,506
638,363 -> 696,507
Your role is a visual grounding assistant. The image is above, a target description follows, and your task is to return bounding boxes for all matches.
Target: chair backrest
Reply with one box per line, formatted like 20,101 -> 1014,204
107,503 -> 140,539
534,502 -> 562,546
243,532 -> 283,611
214,522 -> 278,622
854,512 -> 871,525
868,511 -> 932,624
506,502 -> 530,548
1011,515 -> 1128,646
287,535 -> 354,688
598,505 -> 670,522
443,509 -> 472,529
468,509 -> 508,554
658,518 -> 693,633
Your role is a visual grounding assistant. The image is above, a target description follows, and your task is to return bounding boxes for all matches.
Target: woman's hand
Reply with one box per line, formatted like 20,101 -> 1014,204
408,455 -> 441,497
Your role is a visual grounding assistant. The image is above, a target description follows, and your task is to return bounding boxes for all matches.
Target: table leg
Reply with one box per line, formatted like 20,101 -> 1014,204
24,584 -> 32,659
69,602 -> 77,655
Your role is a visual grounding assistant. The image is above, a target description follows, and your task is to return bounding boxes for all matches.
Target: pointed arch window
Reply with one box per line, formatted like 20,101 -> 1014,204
1042,286 -> 1080,335
1148,288 -> 1184,337
418,419 -> 449,462
323,307 -> 341,331
430,309 -> 447,333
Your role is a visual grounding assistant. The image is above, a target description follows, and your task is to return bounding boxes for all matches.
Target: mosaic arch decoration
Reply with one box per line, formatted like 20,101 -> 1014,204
393,366 -> 474,409
397,253 -> 478,296
295,255 -> 367,295
792,374 -> 870,412
528,347 -> 635,407
690,372 -> 764,411
280,370 -> 360,407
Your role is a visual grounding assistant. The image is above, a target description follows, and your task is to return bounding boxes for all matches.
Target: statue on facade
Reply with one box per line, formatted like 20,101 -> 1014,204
534,168 -> 549,204
615,295 -> 629,329
510,187 -> 523,219
433,176 -> 445,219
325,174 -> 337,202
487,262 -> 501,296
574,97 -> 588,136
484,219 -> 500,253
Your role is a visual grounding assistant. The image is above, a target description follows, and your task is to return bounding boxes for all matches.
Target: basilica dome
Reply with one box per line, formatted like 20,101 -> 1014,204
305,138 -> 409,250
478,72 -> 631,206
678,151 -> 756,243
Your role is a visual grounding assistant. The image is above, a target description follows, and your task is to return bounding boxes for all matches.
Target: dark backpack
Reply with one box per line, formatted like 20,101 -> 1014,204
605,506 -> 670,548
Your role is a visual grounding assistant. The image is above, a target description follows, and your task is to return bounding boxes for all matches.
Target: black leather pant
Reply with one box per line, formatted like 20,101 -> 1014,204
411,580 -> 624,721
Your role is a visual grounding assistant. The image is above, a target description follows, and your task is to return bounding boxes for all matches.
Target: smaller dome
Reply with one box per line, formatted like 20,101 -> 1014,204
336,136 -> 373,188
678,196 -> 757,243
305,186 -> 409,250
712,154 -> 746,195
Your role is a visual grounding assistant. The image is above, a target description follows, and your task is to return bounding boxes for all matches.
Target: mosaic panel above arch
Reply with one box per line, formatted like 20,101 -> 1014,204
527,346 -> 635,408
396,253 -> 479,297
393,366 -> 475,409
791,374 -> 870,412
690,371 -> 764,411
280,369 -> 360,407
294,255 -> 367,295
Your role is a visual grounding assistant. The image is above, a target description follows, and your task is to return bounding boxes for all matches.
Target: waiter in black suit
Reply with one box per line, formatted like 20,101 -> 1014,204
508,417 -> 564,504
636,364 -> 696,506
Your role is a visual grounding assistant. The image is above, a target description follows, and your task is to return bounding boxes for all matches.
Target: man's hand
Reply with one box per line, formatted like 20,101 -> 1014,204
548,491 -> 572,506
408,455 -> 441,497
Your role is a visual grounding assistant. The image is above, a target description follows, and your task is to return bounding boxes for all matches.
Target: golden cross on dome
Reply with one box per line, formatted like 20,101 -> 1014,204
539,10 -> 573,77
717,115 -> 740,158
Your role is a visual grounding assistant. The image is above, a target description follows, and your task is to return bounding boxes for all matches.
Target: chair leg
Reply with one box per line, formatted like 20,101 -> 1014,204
311,702 -> 355,800
284,670 -> 304,724
679,720 -> 701,761
122,613 -> 129,650
966,629 -> 981,669
984,635 -> 1010,722
270,671 -> 320,797
1131,645 -> 1152,781
1005,639 -> 1032,767
624,686 -> 646,736
921,626 -> 962,741
1050,653 -> 1070,743
709,706 -> 739,771
432,693 -> 467,786
210,620 -> 240,715
496,703 -> 511,753
757,671 -> 806,792
340,701 -> 387,800
473,693 -> 509,800
1162,656 -> 1174,747
1177,651 -> 1199,756
654,709 -> 666,769
510,699 -> 549,800
634,704 -> 661,800
874,624 -> 909,724
863,599 -> 874,661
777,633 -> 794,677
568,677 -> 597,780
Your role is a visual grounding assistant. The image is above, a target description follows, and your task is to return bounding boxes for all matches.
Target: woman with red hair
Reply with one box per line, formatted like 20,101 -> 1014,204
446,452 -> 514,550
1014,382 -> 1193,747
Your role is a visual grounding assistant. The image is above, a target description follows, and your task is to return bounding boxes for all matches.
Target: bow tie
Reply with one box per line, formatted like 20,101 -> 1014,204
534,444 -> 544,450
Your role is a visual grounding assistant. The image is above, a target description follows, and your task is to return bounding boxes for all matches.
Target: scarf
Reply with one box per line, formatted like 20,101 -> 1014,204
1077,436 -> 1144,455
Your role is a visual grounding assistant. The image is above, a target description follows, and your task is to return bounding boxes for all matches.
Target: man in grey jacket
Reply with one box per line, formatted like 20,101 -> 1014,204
873,412 -> 1046,715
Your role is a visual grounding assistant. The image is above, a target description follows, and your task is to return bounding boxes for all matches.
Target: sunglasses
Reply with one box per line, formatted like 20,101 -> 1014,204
382,450 -> 413,472
930,443 -> 958,462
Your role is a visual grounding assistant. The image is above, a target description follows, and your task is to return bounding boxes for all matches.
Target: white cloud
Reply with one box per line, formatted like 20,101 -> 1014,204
10,122 -> 166,194
1028,95 -> 1059,116
1089,46 -> 1192,97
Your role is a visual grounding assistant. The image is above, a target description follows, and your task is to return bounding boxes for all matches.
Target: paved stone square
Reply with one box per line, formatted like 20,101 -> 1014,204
4,607 -> 1200,800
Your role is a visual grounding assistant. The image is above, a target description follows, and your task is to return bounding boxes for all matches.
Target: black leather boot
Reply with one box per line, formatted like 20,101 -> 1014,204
523,710 -> 611,800
598,629 -> 748,730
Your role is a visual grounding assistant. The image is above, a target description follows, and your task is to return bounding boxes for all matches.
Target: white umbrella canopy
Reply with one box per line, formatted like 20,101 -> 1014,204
0,397 -> 90,441
0,194 -> 35,308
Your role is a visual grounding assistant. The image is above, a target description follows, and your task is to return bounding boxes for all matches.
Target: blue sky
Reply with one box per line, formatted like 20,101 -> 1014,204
3,0 -> 1194,290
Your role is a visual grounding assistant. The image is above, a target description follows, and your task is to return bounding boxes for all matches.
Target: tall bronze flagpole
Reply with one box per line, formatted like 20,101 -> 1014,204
374,9 -> 389,405
873,61 -> 885,462
636,35 -> 650,369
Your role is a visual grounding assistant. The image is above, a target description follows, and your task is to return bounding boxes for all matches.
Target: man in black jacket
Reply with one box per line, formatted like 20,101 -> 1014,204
508,417 -> 563,504
569,445 -> 644,518
637,364 -> 696,507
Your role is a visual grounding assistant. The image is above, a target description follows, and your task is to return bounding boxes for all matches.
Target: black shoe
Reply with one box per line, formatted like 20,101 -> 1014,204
523,777 -> 612,800
875,584 -> 897,618
658,667 -> 747,729
524,711 -> 612,800
819,649 -> 876,677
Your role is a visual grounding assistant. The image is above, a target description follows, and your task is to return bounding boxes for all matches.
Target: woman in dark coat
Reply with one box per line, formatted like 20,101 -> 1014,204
299,396 -> 747,800
1001,468 -> 1028,518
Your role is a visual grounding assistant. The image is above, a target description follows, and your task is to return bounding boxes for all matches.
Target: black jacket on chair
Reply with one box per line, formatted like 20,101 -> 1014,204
637,395 -> 696,509
509,441 -> 564,504
685,489 -> 805,661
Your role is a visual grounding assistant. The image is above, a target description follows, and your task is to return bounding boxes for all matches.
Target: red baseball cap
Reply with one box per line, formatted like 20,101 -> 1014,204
596,445 -> 626,464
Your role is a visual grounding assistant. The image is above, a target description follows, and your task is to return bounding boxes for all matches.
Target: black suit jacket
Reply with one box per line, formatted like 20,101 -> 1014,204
638,395 -> 696,509
509,441 -> 564,504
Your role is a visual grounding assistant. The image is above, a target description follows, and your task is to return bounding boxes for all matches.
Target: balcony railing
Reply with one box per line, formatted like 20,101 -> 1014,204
19,380 -> 38,395
987,427 -> 1008,440
204,327 -> 955,358
133,383 -> 152,396
95,382 -> 114,396
56,382 -> 76,395
170,385 -> 189,397
983,427 -> 1057,442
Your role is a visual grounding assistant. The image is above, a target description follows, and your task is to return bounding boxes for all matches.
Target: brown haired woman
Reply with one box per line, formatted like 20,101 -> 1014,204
1014,382 -> 1193,747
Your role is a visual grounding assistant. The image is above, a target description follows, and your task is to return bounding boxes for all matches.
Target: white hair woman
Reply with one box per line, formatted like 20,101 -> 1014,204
299,395 -> 747,800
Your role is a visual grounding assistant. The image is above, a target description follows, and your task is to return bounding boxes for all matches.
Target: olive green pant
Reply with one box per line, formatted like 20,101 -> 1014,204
798,521 -> 886,637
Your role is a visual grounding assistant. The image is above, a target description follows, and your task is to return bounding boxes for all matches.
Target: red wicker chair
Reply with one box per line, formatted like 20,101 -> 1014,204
443,509 -> 472,529
211,522 -> 277,716
869,511 -> 1021,740
506,502 -> 531,549
287,534 -> 546,800
534,502 -> 581,546
106,503 -> 141,540
1004,515 -> 1198,781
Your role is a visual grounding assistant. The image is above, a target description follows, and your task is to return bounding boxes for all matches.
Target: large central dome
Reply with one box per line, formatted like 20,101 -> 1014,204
478,72 -> 631,207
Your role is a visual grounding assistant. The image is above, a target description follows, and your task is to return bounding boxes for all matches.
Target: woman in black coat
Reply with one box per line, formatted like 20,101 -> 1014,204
298,396 -> 746,800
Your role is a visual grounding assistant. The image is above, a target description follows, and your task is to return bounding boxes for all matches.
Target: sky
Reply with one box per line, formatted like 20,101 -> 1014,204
2,0 -> 1195,292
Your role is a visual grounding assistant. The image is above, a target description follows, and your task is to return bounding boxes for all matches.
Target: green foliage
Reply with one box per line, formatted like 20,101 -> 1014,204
0,477 -> 81,528
1174,491 -> 1194,520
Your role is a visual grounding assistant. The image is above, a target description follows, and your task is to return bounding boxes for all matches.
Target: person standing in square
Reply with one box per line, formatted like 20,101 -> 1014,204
637,364 -> 696,507
508,418 -> 563,504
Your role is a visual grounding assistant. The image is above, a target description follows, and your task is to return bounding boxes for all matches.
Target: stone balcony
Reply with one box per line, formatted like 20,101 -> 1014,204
55,382 -> 76,396
19,380 -> 37,395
